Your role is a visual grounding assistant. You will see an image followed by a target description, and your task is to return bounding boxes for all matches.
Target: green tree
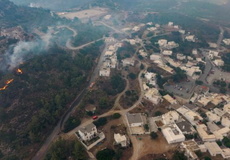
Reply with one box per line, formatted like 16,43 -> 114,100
172,151 -> 187,160
112,113 -> 121,119
73,142 -> 87,160
195,80 -> 203,85
216,140 -> 222,146
204,157 -> 211,160
93,117 -> 107,127
0,150 -> 3,159
99,97 -> 109,109
150,132 -> 158,139
96,148 -> 115,160
222,137 -> 230,148
128,73 -> 137,80
144,124 -> 149,131
220,88 -> 227,94
155,111 -> 162,116
64,116 -> 81,133
140,63 -> 145,70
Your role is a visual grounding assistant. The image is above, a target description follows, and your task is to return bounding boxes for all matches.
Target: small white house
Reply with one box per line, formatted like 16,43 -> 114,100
206,111 -> 220,123
158,39 -> 167,47
150,54 -> 161,61
126,113 -> 145,127
168,22 -> 174,26
214,59 -> 224,67
162,111 -> 180,125
221,113 -> 230,127
99,68 -> 110,77
144,88 -> 162,105
185,35 -> 195,42
78,123 -> 97,141
114,133 -> 130,147
163,94 -> 177,104
162,50 -> 173,56
122,58 -> 135,67
204,142 -> 222,156
162,124 -> 185,144
223,39 -> 230,45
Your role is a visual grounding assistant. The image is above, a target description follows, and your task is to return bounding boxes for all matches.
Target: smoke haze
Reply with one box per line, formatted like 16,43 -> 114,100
0,29 -> 53,71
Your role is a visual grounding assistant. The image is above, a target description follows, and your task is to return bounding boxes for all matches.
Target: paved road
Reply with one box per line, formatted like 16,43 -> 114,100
57,25 -> 78,37
199,49 -> 213,83
32,88 -> 87,160
217,26 -> 224,51
32,30 -> 107,160
97,21 -> 131,37
66,38 -> 105,50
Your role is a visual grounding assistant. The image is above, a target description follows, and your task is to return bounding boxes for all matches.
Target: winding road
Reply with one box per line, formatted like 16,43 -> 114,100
32,25 -> 107,160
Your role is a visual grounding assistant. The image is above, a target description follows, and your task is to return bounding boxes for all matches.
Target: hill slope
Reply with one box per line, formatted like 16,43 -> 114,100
0,0 -> 60,29
9,0 -> 93,10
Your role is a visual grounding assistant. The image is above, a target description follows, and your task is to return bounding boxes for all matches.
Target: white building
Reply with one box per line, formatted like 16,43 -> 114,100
158,39 -> 167,47
177,54 -> 186,61
145,72 -> 156,86
179,30 -> 185,34
114,133 -> 130,147
208,50 -> 219,59
150,54 -> 161,61
126,113 -> 145,127
221,113 -> 230,127
78,123 -> 97,141
162,50 -> 173,56
132,26 -> 140,32
222,148 -> 230,159
122,58 -> 135,67
204,142 -> 222,156
168,22 -> 174,26
223,39 -> 230,45
192,49 -> 198,55
213,127 -> 230,140
162,111 -> 180,125
147,27 -> 157,32
223,103 -> 230,113
214,59 -> 224,67
163,94 -> 177,104
104,14 -> 111,20
213,108 -> 226,117
105,51 -> 114,57
99,68 -> 110,77
185,35 -> 195,42
144,88 -> 162,105
177,107 -> 203,126
206,111 -> 220,123
181,140 -> 200,160
139,49 -> 148,57
162,124 -> 185,144
196,124 -> 216,142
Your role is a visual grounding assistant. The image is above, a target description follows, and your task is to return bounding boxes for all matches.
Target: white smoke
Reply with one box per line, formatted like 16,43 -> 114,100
1,29 -> 53,71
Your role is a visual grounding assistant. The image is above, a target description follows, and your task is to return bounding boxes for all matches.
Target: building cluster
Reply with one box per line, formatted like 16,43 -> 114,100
223,38 -> 230,45
150,47 -> 204,79
99,38 -> 120,77
123,85 -> 230,159
142,71 -> 162,105
76,121 -> 130,150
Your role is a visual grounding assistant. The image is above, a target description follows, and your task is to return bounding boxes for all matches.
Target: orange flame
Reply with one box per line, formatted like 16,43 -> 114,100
6,79 -> 14,85
0,85 -> 8,91
17,69 -> 23,74
0,79 -> 14,91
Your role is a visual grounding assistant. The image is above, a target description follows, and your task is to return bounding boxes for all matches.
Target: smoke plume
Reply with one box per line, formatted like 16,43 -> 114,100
0,29 -> 53,71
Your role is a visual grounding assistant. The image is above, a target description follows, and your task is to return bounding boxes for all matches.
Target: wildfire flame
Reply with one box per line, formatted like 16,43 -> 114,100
16,69 -> 23,74
0,79 -> 14,91
6,79 -> 14,85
